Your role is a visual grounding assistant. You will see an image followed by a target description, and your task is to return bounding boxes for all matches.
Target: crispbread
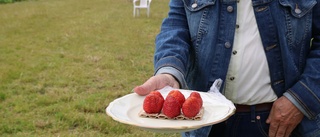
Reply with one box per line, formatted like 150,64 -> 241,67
139,107 -> 204,120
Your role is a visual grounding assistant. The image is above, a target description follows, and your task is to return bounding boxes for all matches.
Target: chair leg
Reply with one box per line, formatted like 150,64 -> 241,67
133,8 -> 136,17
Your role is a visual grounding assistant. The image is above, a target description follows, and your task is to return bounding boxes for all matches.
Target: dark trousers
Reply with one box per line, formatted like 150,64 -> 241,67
209,109 -> 269,137
208,106 -> 302,137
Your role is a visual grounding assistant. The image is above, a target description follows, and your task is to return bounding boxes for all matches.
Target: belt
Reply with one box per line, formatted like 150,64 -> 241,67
235,103 -> 273,113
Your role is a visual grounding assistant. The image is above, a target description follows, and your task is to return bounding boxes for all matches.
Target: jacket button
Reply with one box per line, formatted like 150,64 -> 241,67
225,42 -> 231,48
227,6 -> 233,12
295,8 -> 301,14
192,3 -> 197,8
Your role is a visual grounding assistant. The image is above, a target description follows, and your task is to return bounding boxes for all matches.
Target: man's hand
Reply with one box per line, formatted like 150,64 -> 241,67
133,74 -> 180,96
266,96 -> 304,137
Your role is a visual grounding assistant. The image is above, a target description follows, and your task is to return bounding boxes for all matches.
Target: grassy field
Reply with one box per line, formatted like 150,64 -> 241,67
0,0 -> 180,136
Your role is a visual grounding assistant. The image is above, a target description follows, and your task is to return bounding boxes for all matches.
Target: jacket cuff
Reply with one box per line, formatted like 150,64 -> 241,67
283,92 -> 312,119
155,67 -> 188,89
284,81 -> 320,120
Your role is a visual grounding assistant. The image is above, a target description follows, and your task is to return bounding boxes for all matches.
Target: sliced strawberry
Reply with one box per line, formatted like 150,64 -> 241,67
162,95 -> 181,118
168,90 -> 185,106
149,91 -> 164,101
182,96 -> 201,118
190,92 -> 203,107
143,94 -> 164,114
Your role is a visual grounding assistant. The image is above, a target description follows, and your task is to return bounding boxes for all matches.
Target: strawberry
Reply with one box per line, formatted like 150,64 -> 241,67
149,91 -> 164,101
190,92 -> 203,107
168,90 -> 185,106
143,94 -> 164,114
182,96 -> 201,118
190,91 -> 201,98
162,95 -> 181,118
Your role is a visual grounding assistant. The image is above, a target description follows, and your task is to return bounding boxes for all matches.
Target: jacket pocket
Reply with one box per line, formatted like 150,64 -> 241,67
182,0 -> 217,43
279,0 -> 317,18
182,0 -> 216,11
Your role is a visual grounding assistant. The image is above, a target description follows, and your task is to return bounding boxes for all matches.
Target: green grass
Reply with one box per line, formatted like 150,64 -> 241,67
0,0 -> 180,136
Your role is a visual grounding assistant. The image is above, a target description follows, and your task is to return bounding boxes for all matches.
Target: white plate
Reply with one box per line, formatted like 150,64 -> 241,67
106,88 -> 235,133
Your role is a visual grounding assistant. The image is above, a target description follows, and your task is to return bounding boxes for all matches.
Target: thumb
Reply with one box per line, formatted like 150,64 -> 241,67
133,74 -> 179,96
266,117 -> 271,124
266,105 -> 275,124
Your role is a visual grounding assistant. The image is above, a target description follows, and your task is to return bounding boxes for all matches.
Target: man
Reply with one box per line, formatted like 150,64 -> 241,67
134,0 -> 320,136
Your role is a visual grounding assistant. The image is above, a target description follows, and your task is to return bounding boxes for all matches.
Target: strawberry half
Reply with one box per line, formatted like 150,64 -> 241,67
182,96 -> 201,118
149,91 -> 164,101
190,92 -> 203,107
143,93 -> 164,114
162,95 -> 181,118
168,90 -> 185,106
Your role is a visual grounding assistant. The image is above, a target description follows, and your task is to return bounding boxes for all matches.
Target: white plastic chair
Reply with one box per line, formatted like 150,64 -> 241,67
133,0 -> 152,17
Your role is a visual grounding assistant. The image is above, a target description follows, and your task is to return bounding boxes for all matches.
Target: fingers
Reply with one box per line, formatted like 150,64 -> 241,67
268,122 -> 278,137
269,122 -> 288,137
277,125 -> 287,137
133,76 -> 159,96
133,86 -> 150,96
266,105 -> 274,124
266,97 -> 304,137
269,120 -> 291,137
267,106 -> 278,137
133,74 -> 180,96
267,108 -> 285,137
285,124 -> 297,137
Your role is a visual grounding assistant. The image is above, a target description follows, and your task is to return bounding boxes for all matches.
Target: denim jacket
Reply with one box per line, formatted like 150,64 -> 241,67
154,0 -> 320,136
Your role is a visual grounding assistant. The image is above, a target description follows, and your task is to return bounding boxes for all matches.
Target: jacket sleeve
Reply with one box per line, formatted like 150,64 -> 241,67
284,2 -> 320,120
153,0 -> 190,84
155,67 -> 188,89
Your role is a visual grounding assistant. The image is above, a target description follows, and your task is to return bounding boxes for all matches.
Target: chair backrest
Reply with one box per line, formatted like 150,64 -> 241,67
139,0 -> 148,7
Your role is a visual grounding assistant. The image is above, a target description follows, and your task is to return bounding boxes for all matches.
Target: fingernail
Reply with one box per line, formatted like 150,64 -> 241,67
266,119 -> 270,123
131,87 -> 137,93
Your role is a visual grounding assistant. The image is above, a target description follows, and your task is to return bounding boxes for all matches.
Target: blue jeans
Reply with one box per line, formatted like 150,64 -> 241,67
181,106 -> 302,137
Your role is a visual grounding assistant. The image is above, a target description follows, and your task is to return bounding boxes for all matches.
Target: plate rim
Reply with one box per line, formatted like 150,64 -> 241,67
106,90 -> 236,132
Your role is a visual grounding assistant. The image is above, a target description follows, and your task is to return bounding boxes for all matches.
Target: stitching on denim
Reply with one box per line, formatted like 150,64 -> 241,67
155,56 -> 186,75
192,7 -> 209,73
256,118 -> 269,137
287,89 -> 315,118
182,0 -> 216,11
195,7 -> 208,46
299,81 -> 320,103
279,0 -> 316,18
285,8 -> 293,47
307,128 -> 320,137
283,2 -> 313,73
298,12 -> 312,71
284,8 -> 300,73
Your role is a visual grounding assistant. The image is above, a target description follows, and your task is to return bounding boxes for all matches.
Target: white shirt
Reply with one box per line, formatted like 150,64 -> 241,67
223,0 -> 278,105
